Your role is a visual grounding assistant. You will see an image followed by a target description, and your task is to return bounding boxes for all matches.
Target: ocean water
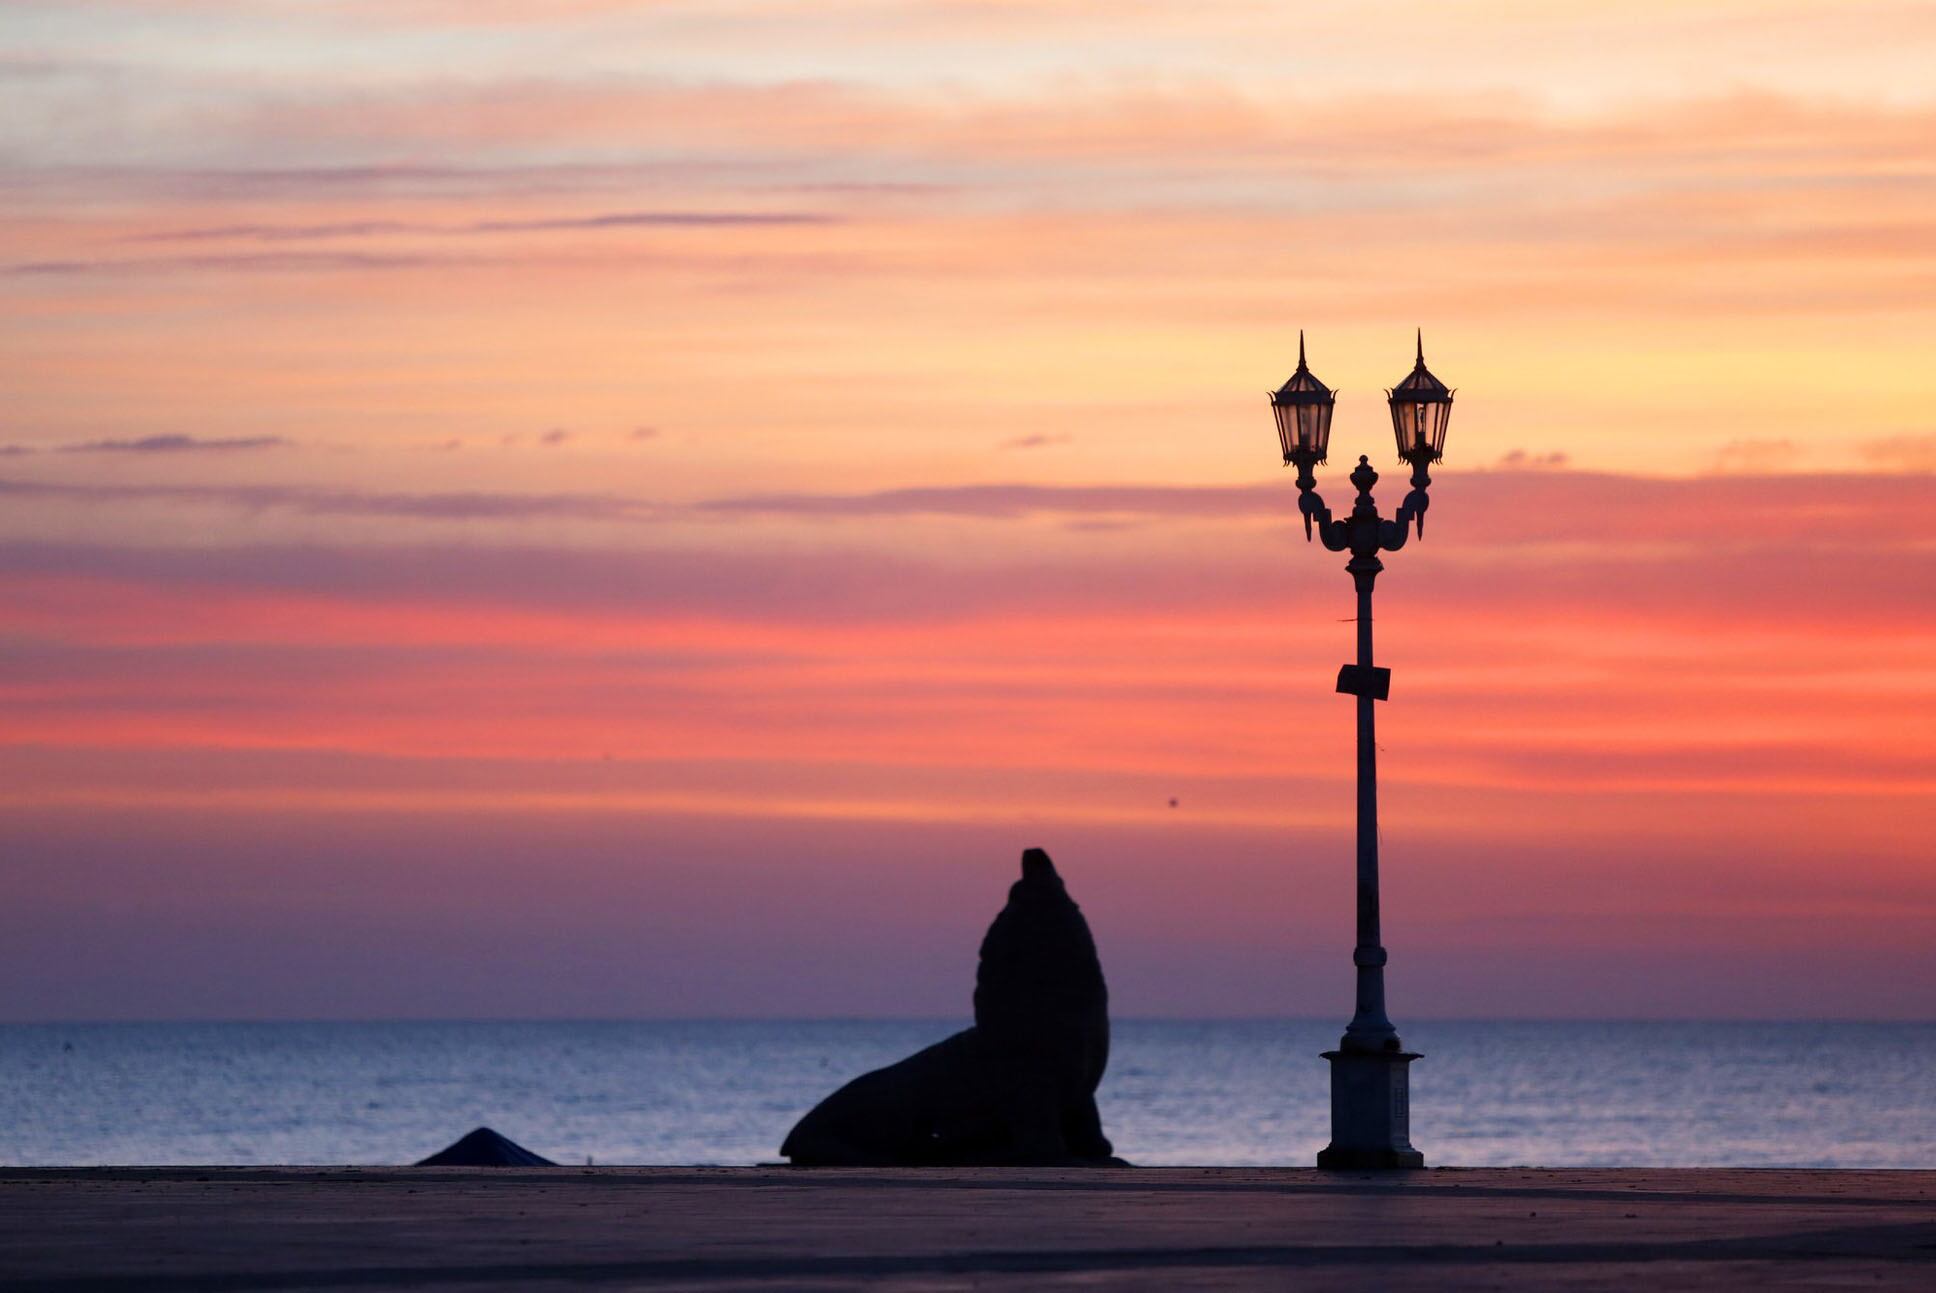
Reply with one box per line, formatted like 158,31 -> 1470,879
1,1020 -> 1930,1168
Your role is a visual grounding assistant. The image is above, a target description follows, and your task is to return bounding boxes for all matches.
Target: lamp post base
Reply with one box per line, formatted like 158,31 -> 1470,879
1317,1048 -> 1424,1169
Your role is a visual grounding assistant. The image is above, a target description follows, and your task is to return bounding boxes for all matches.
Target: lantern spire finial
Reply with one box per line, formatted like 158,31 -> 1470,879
1415,327 -> 1424,367
1299,329 -> 1308,371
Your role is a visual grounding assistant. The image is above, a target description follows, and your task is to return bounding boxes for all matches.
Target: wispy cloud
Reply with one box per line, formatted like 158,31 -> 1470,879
208,80 -> 1936,187
698,482 -> 1269,520
999,432 -> 1072,450
1494,449 -> 1570,471
11,252 -> 465,276
699,471 -> 1935,548
1858,433 -> 1936,473
0,477 -> 657,522
7,470 -> 1930,549
59,434 -> 289,453
127,210 -> 835,243
1706,439 -> 1800,474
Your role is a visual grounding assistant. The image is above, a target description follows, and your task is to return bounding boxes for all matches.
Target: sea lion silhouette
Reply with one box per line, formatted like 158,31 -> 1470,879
780,848 -> 1120,1165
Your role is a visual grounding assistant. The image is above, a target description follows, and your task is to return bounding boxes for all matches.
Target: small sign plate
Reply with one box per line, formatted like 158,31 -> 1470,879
1336,665 -> 1392,700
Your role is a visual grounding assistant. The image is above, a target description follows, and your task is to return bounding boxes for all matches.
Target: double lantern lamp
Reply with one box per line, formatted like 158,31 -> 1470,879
1272,330 -> 1452,534
1267,331 -> 1454,1170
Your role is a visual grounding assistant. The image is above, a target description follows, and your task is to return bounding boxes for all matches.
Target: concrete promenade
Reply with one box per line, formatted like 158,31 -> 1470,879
3,1166 -> 1933,1290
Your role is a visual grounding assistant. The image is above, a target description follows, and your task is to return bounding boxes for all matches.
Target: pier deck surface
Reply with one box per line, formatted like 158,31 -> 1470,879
4,1166 -> 1933,1290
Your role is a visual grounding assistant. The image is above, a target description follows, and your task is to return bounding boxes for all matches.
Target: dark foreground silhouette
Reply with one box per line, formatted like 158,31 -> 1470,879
418,1127 -> 554,1166
782,848 -> 1123,1166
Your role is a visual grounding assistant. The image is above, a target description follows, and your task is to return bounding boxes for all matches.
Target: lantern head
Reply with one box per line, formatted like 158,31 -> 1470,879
1270,331 -> 1335,466
1388,329 -> 1453,464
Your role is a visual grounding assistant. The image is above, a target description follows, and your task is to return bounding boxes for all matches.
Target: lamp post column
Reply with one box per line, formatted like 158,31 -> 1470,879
1346,554 -> 1396,1050
1315,461 -> 1423,1170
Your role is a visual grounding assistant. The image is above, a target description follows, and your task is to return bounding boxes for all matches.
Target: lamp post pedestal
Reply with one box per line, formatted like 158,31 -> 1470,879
1317,1047 -> 1424,1169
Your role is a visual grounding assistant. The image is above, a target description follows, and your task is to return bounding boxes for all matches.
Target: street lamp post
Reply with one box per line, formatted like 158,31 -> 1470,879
1269,330 -> 1453,1170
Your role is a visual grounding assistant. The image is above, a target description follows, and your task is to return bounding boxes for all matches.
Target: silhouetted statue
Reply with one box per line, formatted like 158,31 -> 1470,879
781,848 -> 1122,1165
417,1126 -> 554,1166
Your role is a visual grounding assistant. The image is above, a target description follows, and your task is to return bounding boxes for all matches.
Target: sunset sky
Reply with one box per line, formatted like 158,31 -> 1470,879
3,0 -> 1933,1021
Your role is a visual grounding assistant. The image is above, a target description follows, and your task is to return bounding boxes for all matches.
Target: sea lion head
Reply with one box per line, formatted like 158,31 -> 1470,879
1014,846 -> 1067,900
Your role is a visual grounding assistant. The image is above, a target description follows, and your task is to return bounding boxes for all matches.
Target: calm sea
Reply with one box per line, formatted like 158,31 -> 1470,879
1,1020 -> 1929,1168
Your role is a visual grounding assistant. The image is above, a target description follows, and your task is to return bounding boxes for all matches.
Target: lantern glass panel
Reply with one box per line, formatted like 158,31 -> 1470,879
1391,399 -> 1452,463
1273,397 -> 1332,463
1392,403 -> 1419,457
